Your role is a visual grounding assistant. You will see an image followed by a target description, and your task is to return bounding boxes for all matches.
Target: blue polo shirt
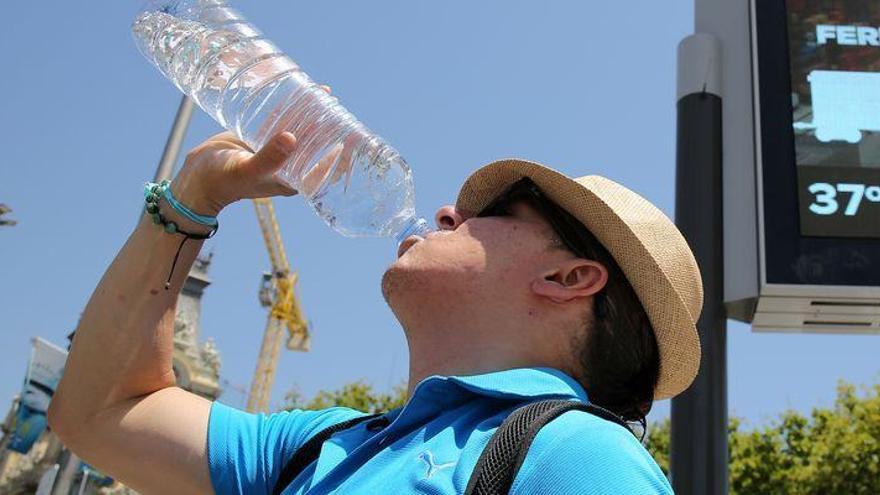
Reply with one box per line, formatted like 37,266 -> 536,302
207,367 -> 672,494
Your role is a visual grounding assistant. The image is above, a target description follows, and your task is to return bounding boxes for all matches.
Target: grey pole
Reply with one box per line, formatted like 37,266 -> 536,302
53,95 -> 197,495
154,95 -> 196,182
49,449 -> 80,495
670,33 -> 728,495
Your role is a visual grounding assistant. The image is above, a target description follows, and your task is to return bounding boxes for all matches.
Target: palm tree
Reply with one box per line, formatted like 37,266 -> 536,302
0,204 -> 16,227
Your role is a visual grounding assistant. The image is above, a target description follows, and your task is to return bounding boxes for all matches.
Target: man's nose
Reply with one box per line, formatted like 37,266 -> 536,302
434,205 -> 464,231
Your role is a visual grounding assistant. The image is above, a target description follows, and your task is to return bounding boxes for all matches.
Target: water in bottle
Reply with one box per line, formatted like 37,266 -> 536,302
132,0 -> 429,242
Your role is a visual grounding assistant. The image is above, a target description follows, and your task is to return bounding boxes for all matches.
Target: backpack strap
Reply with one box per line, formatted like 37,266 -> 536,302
271,413 -> 381,495
463,399 -> 629,495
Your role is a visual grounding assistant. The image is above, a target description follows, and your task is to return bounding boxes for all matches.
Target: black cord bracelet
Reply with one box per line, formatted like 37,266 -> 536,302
143,181 -> 219,290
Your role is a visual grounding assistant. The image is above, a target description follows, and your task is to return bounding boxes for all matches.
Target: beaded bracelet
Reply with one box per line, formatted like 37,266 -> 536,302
144,180 -> 219,290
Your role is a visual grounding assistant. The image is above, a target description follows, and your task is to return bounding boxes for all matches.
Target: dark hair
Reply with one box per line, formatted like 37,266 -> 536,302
573,232 -> 660,424
478,178 -> 660,424
539,201 -> 660,424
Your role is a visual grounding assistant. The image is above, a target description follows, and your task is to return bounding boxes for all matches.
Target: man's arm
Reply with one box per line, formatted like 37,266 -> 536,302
47,131 -> 299,495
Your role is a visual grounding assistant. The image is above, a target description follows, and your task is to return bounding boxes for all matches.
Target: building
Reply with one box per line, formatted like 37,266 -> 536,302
0,256 -> 222,494
171,254 -> 222,401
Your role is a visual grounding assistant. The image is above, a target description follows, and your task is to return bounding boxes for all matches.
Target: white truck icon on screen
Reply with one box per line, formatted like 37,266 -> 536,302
793,70 -> 880,143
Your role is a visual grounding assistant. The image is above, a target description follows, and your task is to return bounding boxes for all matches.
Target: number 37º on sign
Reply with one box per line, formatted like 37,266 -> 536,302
796,165 -> 880,239
807,182 -> 880,216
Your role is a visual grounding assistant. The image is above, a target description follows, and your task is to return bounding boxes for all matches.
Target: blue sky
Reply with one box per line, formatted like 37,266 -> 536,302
0,1 -> 877,427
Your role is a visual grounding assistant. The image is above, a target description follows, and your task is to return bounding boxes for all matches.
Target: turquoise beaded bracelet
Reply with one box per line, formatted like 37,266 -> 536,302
144,180 -> 219,235
144,180 -> 219,290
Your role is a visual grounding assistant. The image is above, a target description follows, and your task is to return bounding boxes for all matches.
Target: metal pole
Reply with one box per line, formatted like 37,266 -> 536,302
76,467 -> 90,495
35,463 -> 60,495
0,433 -> 12,476
49,449 -> 80,495
154,95 -> 196,182
670,33 -> 728,495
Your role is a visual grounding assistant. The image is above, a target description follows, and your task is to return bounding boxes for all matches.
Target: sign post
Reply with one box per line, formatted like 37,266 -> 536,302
671,33 -> 727,495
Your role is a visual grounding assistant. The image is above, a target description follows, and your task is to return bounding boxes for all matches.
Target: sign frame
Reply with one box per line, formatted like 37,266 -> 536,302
750,0 -> 880,302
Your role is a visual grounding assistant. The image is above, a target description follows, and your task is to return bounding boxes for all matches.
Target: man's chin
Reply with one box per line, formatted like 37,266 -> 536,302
381,263 -> 404,305
381,258 -> 426,307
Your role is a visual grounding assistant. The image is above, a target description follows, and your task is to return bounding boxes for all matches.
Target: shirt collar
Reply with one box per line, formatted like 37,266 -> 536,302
445,367 -> 588,402
377,367 -> 587,434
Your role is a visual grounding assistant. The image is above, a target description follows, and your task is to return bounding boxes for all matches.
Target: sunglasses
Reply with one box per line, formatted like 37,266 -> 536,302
477,178 -> 588,255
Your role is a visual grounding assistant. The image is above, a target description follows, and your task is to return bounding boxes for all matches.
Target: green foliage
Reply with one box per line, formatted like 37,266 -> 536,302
283,381 -> 408,413
644,380 -> 880,494
285,378 -> 880,493
645,417 -> 670,474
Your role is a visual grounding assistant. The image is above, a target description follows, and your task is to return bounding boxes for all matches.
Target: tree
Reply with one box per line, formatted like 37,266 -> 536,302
283,381 -> 407,413
644,380 -> 880,495
286,378 -> 880,493
0,203 -> 16,227
645,417 -> 670,474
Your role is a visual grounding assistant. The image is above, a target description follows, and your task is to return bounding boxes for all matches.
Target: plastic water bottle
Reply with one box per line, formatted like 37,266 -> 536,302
132,0 -> 429,242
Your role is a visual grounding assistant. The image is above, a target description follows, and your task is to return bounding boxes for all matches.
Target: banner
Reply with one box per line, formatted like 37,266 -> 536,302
7,337 -> 68,454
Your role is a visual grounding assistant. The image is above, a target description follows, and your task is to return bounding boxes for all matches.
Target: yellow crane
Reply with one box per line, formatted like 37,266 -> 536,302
246,198 -> 311,413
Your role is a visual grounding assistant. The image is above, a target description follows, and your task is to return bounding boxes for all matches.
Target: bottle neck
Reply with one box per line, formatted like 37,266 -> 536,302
395,216 -> 430,244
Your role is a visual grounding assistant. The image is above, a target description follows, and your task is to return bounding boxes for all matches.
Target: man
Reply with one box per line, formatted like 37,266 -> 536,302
48,129 -> 702,494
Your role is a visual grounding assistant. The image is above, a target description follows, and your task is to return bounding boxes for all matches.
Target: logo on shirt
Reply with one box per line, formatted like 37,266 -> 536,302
417,450 -> 456,480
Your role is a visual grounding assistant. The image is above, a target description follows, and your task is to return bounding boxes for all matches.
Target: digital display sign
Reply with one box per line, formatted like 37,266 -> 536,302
786,0 -> 880,238
753,0 -> 880,287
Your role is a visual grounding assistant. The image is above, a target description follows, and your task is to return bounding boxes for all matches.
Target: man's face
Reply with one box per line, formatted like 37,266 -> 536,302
382,198 -> 566,324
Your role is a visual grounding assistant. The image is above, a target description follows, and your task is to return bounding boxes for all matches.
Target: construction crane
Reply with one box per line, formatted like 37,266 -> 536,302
246,198 -> 311,413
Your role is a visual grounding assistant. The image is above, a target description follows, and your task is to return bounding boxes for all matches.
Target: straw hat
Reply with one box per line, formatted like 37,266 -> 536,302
455,159 -> 703,400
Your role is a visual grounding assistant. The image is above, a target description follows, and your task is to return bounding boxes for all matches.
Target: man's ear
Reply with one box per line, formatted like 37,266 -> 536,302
531,259 -> 608,304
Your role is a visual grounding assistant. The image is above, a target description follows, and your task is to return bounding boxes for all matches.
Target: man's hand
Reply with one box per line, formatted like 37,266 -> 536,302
170,85 -> 336,217
170,131 -> 299,217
